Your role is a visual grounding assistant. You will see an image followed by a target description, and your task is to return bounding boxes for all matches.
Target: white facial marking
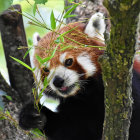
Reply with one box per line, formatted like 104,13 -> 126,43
40,93 -> 60,112
48,66 -> 79,97
84,12 -> 106,41
59,52 -> 67,64
77,53 -> 96,77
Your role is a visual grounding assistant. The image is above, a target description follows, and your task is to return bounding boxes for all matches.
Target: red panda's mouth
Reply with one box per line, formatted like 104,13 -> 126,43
58,84 -> 75,95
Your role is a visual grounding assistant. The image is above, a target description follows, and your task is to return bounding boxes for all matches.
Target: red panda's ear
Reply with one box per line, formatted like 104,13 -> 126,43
84,12 -> 106,41
33,32 -> 41,46
30,32 -> 41,69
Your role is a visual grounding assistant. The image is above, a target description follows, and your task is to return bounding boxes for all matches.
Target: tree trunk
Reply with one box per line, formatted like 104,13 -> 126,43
0,5 -> 33,140
99,1 -> 140,140
0,5 -> 33,103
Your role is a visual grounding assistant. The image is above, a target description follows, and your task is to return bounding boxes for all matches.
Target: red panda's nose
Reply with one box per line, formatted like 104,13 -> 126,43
53,75 -> 64,88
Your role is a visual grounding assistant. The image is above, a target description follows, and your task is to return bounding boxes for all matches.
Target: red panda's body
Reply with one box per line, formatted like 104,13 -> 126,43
19,12 -> 140,140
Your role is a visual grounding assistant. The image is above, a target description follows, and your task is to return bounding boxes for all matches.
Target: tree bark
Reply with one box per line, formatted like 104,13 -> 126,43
0,73 -> 32,140
99,1 -> 140,140
0,5 -> 34,140
0,5 -> 33,103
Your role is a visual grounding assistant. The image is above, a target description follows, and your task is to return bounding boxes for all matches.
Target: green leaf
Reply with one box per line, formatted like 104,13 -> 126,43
55,36 -> 64,44
54,38 -> 60,44
34,0 -> 48,5
0,116 -> 6,120
60,45 -> 75,51
5,95 -> 12,101
28,38 -> 33,46
63,3 -> 78,18
6,110 -> 10,116
42,45 -> 58,64
35,55 -> 44,64
59,26 -> 78,38
68,0 -> 74,2
64,14 -> 77,18
43,77 -> 48,87
64,5 -> 73,10
32,128 -> 46,137
0,0 -> 13,14
50,10 -> 56,30
10,56 -> 34,72
23,47 -> 32,59
33,3 -> 37,16
59,36 -> 65,43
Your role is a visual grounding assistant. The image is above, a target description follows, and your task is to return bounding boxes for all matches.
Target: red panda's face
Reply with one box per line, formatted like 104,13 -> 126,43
31,12 -> 106,98
39,48 -> 102,97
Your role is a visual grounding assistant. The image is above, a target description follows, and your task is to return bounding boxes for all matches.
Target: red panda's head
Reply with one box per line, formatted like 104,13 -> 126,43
31,12 -> 106,98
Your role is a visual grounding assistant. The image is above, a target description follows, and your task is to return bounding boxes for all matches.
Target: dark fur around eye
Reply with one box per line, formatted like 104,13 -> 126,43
64,58 -> 73,67
43,67 -> 49,73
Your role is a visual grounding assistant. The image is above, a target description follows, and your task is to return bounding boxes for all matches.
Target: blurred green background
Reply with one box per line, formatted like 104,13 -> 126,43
0,0 -> 64,84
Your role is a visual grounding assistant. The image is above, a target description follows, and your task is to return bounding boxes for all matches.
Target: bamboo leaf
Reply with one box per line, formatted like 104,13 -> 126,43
0,0 -> 13,14
41,45 -> 58,63
64,14 -> 77,18
23,47 -> 32,59
10,56 -> 34,71
5,95 -> 12,101
34,0 -> 48,5
50,10 -> 56,30
32,128 -> 46,137
43,77 -> 48,87
33,3 -> 37,16
64,5 -> 73,10
63,3 -> 79,18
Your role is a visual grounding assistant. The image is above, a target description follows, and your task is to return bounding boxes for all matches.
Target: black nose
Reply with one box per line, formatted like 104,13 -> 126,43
53,75 -> 64,88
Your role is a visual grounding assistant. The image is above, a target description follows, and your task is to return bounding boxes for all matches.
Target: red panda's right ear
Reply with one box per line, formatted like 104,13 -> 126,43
33,32 -> 41,46
29,32 -> 41,69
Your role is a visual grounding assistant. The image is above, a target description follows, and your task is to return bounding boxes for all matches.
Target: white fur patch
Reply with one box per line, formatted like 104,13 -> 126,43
59,52 -> 67,64
84,12 -> 106,41
33,32 -> 40,46
30,32 -> 40,69
48,66 -> 79,97
77,53 -> 96,77
40,93 -> 60,112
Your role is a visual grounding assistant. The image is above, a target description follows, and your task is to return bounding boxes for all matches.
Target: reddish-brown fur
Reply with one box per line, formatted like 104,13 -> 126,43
34,22 -> 105,79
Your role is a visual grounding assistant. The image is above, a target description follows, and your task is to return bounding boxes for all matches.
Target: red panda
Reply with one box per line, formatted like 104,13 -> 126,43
19,12 -> 140,140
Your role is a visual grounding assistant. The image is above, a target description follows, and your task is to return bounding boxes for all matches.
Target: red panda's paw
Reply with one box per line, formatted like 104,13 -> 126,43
19,102 -> 47,130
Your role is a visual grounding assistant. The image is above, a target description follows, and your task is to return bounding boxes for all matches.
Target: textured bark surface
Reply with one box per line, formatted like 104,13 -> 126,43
0,5 -> 33,103
0,73 -> 32,140
0,5 -> 33,140
99,1 -> 140,140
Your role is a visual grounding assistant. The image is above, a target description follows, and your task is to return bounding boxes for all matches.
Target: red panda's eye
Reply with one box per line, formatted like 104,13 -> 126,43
43,67 -> 49,73
64,58 -> 73,67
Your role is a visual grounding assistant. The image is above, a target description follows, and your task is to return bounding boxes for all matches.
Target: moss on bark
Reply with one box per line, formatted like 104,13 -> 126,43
99,0 -> 140,140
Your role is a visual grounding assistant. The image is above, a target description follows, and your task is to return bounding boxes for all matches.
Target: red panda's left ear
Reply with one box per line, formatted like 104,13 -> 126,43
84,12 -> 106,41
29,32 -> 41,69
33,32 -> 41,46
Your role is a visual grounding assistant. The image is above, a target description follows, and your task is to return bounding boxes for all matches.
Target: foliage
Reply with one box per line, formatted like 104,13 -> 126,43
0,0 -> 13,14
34,0 -> 48,5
